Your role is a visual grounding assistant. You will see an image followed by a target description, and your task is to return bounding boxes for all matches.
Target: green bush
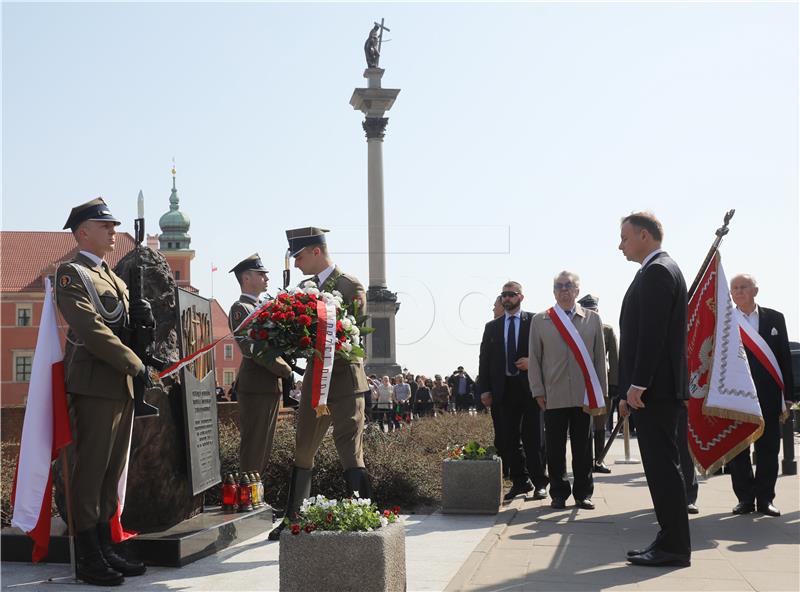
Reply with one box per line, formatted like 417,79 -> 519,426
209,412 -> 494,512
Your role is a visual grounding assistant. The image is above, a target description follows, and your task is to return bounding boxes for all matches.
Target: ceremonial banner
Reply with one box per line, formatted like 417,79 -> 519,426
687,253 -> 762,474
311,298 -> 337,416
547,306 -> 605,415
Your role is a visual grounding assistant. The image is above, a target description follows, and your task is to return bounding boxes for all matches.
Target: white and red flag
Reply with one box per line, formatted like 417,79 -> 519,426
687,252 -> 762,474
11,278 -> 72,562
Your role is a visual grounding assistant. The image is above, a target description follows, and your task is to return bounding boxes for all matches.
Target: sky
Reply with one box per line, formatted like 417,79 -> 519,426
3,0 -> 798,378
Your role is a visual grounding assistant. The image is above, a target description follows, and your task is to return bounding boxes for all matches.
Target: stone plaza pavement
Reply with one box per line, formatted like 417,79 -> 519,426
1,435 -> 798,591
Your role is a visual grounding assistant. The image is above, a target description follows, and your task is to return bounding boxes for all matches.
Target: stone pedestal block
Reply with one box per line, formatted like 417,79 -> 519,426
441,459 -> 502,514
279,522 -> 405,592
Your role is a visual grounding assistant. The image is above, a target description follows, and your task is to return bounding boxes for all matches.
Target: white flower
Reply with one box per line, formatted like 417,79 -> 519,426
379,516 -> 389,528
332,290 -> 343,299
340,317 -> 352,330
306,287 -> 320,297
350,326 -> 360,337
301,280 -> 317,289
341,341 -> 353,353
352,490 -> 360,498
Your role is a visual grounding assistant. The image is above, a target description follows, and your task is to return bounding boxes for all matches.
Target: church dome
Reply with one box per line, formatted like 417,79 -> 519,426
158,166 -> 191,251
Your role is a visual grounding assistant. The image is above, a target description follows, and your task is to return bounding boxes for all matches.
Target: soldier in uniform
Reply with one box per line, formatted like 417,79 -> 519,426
228,254 -> 293,479
56,198 -> 150,586
269,227 -> 371,540
577,294 -> 619,474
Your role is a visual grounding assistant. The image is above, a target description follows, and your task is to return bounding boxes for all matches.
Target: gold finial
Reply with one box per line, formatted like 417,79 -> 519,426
171,157 -> 176,177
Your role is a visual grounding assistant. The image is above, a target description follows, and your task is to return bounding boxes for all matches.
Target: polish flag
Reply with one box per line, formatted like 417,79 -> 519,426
211,263 -> 219,272
11,278 -> 72,562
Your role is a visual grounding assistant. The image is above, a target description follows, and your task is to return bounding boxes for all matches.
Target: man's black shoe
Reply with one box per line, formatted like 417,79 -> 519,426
575,498 -> 595,510
592,462 -> 611,474
503,481 -> 533,501
76,529 -> 125,587
687,503 -> 699,515
267,521 -> 285,541
532,488 -> 547,500
550,498 -> 566,509
732,502 -> 755,515
97,523 -> 146,577
627,549 -> 690,567
627,541 -> 658,558
757,503 -> 780,517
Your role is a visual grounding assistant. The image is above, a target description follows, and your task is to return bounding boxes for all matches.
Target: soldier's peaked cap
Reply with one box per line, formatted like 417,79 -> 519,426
578,294 -> 599,310
63,197 -> 121,231
230,253 -> 269,275
286,227 -> 329,257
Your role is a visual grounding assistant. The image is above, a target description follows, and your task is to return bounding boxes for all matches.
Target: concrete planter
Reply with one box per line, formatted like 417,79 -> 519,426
441,458 -> 502,514
279,521 -> 405,592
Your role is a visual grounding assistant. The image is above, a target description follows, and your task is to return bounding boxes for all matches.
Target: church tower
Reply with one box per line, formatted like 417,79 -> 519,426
158,164 -> 195,290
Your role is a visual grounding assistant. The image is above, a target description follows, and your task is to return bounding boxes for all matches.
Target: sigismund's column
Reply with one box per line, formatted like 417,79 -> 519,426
350,22 -> 402,378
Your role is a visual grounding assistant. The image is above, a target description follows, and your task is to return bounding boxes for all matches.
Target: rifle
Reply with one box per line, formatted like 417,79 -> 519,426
129,191 -> 167,418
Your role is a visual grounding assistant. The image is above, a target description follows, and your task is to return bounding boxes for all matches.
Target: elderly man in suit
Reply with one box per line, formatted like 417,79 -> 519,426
727,274 -> 795,517
618,212 -> 691,567
269,227 -> 372,540
530,273 -> 607,510
56,198 -> 149,586
479,281 -> 548,501
228,254 -> 292,480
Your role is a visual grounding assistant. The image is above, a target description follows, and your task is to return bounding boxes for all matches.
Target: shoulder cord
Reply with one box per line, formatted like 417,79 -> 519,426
56,263 -> 125,347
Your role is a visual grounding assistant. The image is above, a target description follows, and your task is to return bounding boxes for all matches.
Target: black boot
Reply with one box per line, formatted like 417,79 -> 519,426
343,467 -> 373,500
97,522 -> 146,577
75,528 -> 124,587
268,466 -> 312,541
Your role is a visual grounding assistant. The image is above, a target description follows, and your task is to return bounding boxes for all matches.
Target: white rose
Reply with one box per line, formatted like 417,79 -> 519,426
332,290 -> 343,299
341,341 -> 353,353
306,287 -> 320,297
340,317 -> 352,330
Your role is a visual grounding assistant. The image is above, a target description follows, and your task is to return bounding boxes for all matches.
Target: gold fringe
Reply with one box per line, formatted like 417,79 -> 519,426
690,417 -> 765,477
315,404 -> 331,418
703,405 -> 763,425
582,405 -> 607,417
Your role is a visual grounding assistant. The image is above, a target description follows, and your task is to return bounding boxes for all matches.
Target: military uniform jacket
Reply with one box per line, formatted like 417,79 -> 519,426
229,295 -> 292,394
304,266 -> 369,396
56,253 -> 142,400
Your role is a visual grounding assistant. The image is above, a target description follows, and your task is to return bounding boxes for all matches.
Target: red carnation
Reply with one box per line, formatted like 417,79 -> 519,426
326,512 -> 333,523
383,510 -> 391,518
336,320 -> 343,332
298,314 -> 312,327
258,329 -> 268,340
299,336 -> 312,347
304,524 -> 314,533
307,293 -> 318,301
291,523 -> 301,535
392,506 -> 401,515
278,293 -> 290,302
249,328 -> 257,338
335,342 -> 342,351
258,312 -> 269,321
285,311 -> 295,320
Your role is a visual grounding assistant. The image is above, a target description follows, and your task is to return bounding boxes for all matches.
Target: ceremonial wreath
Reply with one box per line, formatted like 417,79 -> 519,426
234,281 -> 373,416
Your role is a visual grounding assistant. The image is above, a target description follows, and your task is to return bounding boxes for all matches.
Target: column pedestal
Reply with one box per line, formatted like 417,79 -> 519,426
365,288 -> 401,378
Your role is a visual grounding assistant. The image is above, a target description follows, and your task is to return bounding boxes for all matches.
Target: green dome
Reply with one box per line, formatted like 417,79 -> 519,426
159,173 -> 191,251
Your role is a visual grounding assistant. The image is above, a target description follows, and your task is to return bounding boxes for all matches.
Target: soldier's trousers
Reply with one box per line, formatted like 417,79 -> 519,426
68,394 -> 134,532
238,391 -> 282,475
294,386 -> 366,471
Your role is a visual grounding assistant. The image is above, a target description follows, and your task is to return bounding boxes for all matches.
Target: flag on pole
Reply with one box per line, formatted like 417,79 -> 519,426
687,252 -> 762,474
11,278 -> 72,562
211,263 -> 218,272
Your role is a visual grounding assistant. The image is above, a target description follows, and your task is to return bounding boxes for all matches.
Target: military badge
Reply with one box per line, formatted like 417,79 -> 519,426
59,274 -> 71,288
232,310 -> 242,322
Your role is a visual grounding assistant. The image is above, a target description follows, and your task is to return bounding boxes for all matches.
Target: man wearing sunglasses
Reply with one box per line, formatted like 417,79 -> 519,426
478,281 -> 548,501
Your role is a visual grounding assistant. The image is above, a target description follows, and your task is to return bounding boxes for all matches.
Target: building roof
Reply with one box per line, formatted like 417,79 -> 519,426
0,231 -> 136,292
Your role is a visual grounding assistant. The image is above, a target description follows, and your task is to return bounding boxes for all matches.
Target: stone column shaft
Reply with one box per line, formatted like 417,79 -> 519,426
367,137 -> 387,289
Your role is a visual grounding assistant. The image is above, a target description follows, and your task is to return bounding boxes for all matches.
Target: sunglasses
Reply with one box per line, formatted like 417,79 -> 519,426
500,291 -> 520,298
554,282 -> 576,291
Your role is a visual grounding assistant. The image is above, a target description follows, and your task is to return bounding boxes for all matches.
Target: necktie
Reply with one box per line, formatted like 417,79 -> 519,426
312,275 -> 320,286
507,316 -> 518,375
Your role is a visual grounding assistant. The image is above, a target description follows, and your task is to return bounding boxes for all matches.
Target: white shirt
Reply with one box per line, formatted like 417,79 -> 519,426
317,264 -> 336,287
640,248 -> 663,268
79,250 -> 104,268
739,306 -> 759,332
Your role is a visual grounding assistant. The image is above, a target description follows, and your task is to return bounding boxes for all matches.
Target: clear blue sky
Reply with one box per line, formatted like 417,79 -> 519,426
3,1 -> 798,378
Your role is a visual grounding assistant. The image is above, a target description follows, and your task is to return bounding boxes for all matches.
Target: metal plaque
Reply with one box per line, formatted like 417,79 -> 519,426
371,317 -> 391,358
176,288 -> 221,495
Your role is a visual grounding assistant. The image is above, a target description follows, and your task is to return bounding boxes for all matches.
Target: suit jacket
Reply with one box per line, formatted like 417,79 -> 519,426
528,304 -> 608,410
603,324 -> 619,393
229,295 -> 292,394
302,266 -> 369,397
478,310 -> 532,405
745,306 -> 795,413
618,251 -> 689,401
56,253 -> 142,399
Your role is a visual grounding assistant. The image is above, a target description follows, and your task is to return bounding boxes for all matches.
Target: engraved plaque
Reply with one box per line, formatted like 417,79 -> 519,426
176,288 -> 221,495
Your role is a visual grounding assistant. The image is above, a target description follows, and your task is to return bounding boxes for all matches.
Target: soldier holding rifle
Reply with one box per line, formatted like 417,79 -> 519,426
56,198 -> 152,586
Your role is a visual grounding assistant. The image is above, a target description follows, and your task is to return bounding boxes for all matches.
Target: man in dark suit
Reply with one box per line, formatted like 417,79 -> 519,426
479,281 -> 548,501
727,274 -> 795,517
617,212 -> 691,567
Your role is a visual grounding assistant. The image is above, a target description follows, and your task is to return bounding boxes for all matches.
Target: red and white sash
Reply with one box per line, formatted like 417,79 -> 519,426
736,310 -> 787,416
547,306 -> 605,413
311,299 -> 337,417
